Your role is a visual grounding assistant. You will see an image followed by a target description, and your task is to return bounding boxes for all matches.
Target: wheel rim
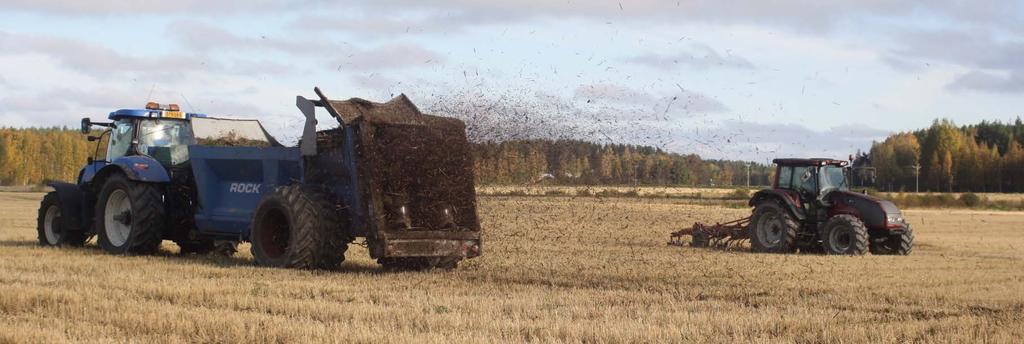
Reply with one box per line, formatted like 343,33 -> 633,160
104,189 -> 132,247
756,210 -> 783,246
256,208 -> 290,259
829,226 -> 852,252
43,205 -> 61,245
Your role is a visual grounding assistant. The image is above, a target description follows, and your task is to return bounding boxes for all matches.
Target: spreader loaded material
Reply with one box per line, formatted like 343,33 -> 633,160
669,217 -> 750,248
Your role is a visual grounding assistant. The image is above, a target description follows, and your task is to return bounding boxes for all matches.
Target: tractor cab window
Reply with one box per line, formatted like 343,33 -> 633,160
819,165 -> 848,193
777,166 -> 793,189
138,119 -> 195,165
106,120 -> 134,161
792,166 -> 816,195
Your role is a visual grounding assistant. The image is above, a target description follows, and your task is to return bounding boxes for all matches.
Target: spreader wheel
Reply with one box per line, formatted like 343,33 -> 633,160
822,214 -> 869,255
250,185 -> 350,269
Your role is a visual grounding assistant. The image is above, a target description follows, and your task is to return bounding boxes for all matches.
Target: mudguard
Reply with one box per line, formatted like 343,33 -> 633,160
45,182 -> 85,232
749,189 -> 806,220
93,156 -> 171,184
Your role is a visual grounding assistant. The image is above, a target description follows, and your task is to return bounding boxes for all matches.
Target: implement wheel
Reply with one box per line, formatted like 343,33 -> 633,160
96,175 -> 166,254
749,201 -> 798,253
870,228 -> 914,256
822,215 -> 869,255
250,185 -> 349,269
37,192 -> 87,247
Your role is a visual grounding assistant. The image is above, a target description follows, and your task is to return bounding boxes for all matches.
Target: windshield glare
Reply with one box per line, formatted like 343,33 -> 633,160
820,166 -> 848,192
138,119 -> 195,149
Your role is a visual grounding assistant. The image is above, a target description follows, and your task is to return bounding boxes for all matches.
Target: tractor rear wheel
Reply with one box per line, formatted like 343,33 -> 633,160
749,201 -> 798,253
822,215 -> 869,255
250,185 -> 349,269
37,192 -> 87,247
870,228 -> 914,255
95,175 -> 166,254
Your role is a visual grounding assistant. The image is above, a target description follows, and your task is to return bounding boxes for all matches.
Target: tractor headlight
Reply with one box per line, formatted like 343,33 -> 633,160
886,215 -> 904,224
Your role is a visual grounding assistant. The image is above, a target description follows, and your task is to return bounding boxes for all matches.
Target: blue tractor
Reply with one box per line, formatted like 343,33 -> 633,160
37,88 -> 482,270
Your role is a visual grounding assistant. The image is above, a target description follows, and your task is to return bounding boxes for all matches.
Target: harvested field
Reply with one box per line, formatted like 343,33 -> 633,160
1,192 -> 1022,343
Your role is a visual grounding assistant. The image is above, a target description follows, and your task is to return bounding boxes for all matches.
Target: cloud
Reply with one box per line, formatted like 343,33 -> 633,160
573,84 -> 658,104
171,21 -> 329,52
883,28 -> 1024,93
0,0 -> 298,15
0,31 -> 209,79
623,44 -> 755,70
332,43 -> 446,70
947,70 -> 1024,93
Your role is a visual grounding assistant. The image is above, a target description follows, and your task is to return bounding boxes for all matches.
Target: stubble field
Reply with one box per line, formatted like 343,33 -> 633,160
1,191 -> 1022,343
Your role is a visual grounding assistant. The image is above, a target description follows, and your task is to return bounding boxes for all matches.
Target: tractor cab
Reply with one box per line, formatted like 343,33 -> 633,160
772,158 -> 850,208
81,102 -> 205,167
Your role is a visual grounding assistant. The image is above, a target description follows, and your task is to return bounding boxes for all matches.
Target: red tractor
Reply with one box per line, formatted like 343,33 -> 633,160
672,158 -> 913,255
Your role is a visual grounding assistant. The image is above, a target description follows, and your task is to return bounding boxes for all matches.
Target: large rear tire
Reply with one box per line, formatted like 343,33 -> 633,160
250,185 -> 349,269
822,214 -> 869,255
870,228 -> 914,255
37,192 -> 87,247
748,201 -> 798,253
95,175 -> 166,254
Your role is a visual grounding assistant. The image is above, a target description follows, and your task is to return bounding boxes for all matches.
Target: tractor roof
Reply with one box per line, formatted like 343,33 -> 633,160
108,102 -> 206,121
772,158 -> 849,167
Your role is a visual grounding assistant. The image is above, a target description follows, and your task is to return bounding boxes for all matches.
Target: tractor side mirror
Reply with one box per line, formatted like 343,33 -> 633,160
80,118 -> 91,134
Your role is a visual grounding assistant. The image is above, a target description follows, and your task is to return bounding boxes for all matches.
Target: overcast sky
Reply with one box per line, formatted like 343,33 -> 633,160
1,1 -> 1022,162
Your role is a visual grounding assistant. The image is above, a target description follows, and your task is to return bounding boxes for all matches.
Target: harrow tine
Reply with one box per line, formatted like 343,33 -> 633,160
668,216 -> 752,250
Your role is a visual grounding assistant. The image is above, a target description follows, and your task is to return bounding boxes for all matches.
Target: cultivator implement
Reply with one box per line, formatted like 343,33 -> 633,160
668,217 -> 751,248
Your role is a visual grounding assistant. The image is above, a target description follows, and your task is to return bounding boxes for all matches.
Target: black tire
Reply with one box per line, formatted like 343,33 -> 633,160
690,229 -> 709,248
37,192 -> 87,247
95,175 -> 166,254
379,257 -> 459,271
822,215 -> 869,255
250,185 -> 349,269
748,201 -> 799,253
870,228 -> 914,255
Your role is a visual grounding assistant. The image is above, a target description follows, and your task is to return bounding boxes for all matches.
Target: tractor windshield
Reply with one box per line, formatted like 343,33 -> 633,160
138,119 -> 195,165
819,165 -> 848,193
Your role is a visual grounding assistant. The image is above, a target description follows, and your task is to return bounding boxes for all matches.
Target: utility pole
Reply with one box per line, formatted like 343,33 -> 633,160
746,163 -> 751,188
912,164 -> 921,193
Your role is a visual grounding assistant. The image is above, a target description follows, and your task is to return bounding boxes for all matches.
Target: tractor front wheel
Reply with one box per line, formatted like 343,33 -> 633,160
822,215 -> 869,255
250,185 -> 349,269
37,192 -> 87,247
95,175 -> 166,254
749,201 -> 798,253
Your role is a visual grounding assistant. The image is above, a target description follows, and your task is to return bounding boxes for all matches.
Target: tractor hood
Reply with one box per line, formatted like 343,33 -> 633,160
828,190 -> 903,230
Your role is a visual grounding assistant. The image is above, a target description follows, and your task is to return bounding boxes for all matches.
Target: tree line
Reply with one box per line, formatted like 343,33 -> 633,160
472,140 -> 773,186
869,118 -> 1024,192
0,128 -> 773,187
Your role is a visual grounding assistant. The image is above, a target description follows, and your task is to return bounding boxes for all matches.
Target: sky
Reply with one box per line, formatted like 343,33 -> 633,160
1,1 -> 1022,163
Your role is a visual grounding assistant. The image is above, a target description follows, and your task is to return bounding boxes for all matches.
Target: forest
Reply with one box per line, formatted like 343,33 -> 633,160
0,128 -> 772,187
869,118 -> 1024,193
5,119 -> 1024,192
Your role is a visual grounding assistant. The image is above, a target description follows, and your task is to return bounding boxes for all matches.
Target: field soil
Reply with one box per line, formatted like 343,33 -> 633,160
1,192 -> 1022,343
